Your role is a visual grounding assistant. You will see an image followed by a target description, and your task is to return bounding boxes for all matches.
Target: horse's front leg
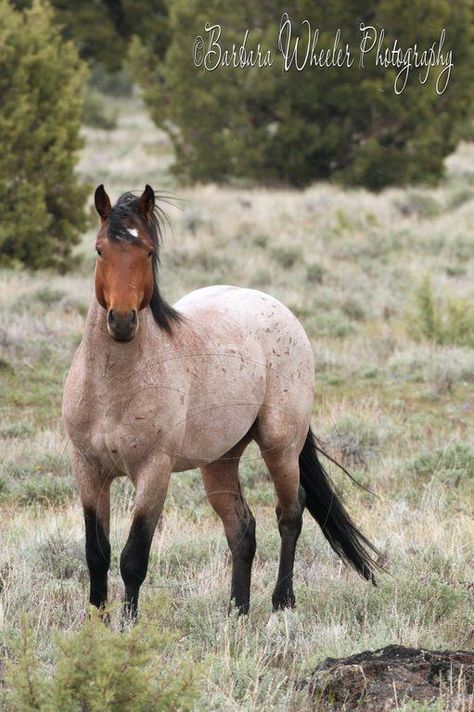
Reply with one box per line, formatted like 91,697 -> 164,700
72,449 -> 111,611
120,455 -> 171,621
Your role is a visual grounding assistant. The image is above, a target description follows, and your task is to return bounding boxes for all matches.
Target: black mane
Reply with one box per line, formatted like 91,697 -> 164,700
107,191 -> 182,334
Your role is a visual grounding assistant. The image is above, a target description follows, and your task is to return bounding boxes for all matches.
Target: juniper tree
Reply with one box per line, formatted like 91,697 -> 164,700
0,0 -> 88,270
129,0 -> 474,189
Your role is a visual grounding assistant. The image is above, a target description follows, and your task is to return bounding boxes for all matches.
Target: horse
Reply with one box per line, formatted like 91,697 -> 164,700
62,184 -> 382,620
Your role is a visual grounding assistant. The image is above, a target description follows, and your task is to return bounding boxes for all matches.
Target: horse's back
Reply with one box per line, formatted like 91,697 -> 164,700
175,285 -> 313,372
175,286 -> 315,448
175,285 -> 308,341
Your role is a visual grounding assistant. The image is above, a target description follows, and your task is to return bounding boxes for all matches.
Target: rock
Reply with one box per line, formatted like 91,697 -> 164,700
301,644 -> 474,711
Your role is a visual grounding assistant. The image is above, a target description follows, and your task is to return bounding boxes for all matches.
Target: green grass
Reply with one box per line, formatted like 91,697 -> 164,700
0,97 -> 473,710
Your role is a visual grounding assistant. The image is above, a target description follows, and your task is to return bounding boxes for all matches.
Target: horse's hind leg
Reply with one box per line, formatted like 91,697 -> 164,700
201,441 -> 256,614
258,442 -> 306,610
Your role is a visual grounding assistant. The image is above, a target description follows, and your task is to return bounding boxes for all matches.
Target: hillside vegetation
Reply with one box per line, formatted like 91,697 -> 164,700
0,98 -> 473,710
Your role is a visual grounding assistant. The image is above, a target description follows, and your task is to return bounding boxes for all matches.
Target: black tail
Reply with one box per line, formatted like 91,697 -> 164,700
299,427 -> 383,584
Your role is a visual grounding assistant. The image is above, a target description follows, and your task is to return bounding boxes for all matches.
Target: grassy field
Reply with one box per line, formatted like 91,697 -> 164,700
0,97 -> 473,711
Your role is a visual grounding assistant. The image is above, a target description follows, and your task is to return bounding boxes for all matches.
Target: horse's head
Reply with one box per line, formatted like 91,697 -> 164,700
94,185 -> 158,342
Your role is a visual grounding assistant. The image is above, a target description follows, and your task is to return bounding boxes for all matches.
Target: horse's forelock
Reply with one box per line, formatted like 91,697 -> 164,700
107,192 -> 160,248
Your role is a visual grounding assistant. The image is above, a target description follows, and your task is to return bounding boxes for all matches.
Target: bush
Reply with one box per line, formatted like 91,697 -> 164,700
0,476 -> 9,499
129,0 -> 474,188
36,532 -> 86,581
0,356 -> 14,373
409,276 -> 474,346
394,192 -> 442,219
0,420 -> 36,438
409,443 -> 474,489
15,476 -> 74,506
3,612 -> 196,711
0,0 -> 89,271
323,416 -> 380,469
388,346 -> 474,390
28,286 -> 66,306
271,246 -> 301,269
306,263 -> 325,284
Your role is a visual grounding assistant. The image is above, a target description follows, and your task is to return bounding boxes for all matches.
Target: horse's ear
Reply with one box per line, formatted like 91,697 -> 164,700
139,184 -> 155,221
94,184 -> 112,221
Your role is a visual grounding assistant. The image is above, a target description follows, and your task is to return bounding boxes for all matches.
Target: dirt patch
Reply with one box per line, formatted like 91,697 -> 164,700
301,644 -> 474,711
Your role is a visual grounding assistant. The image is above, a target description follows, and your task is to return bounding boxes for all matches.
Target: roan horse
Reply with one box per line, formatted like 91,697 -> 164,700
63,185 -> 381,619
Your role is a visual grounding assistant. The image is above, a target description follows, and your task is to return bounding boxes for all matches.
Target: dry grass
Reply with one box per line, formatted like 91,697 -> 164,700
0,96 -> 473,710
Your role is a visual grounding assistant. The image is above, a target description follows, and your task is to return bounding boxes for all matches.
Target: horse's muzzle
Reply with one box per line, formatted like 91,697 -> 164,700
107,309 -> 138,342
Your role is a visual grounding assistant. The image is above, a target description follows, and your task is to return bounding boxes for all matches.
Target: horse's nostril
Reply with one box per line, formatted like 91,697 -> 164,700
107,309 -> 138,341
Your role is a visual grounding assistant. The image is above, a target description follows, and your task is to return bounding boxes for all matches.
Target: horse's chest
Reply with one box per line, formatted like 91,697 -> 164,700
89,421 -> 150,473
65,373 -> 180,473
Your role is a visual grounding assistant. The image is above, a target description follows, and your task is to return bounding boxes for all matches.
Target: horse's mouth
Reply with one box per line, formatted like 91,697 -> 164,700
111,335 -> 134,342
107,328 -> 137,342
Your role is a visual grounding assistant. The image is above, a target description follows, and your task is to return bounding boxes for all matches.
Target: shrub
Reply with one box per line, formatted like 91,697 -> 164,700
0,0 -> 88,271
30,287 -> 66,306
253,233 -> 268,248
341,297 -> 366,322
36,532 -> 86,581
388,346 -> 474,391
0,477 -> 9,498
447,186 -> 474,210
399,703 -> 444,712
249,268 -> 271,289
306,263 -> 325,284
410,276 -> 443,342
0,421 -> 36,438
271,246 -> 301,269
15,476 -> 74,506
14,286 -> 66,314
311,311 -> 355,339
129,0 -> 474,189
394,192 -> 442,219
0,356 -> 14,373
409,443 -> 474,489
409,276 -> 474,346
3,612 -> 196,711
323,416 -> 380,469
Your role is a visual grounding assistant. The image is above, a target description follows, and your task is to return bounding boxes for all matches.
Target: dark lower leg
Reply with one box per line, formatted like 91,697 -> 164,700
120,514 -> 154,620
229,512 -> 256,615
272,487 -> 305,610
84,506 -> 111,609
201,453 -> 256,615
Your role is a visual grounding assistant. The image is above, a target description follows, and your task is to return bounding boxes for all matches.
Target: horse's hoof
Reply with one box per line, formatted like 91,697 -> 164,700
88,605 -> 110,626
228,599 -> 250,616
272,592 -> 296,611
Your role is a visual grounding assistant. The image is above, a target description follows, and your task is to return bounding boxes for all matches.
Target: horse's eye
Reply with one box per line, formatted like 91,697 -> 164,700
96,248 -> 102,257
148,251 -> 154,258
